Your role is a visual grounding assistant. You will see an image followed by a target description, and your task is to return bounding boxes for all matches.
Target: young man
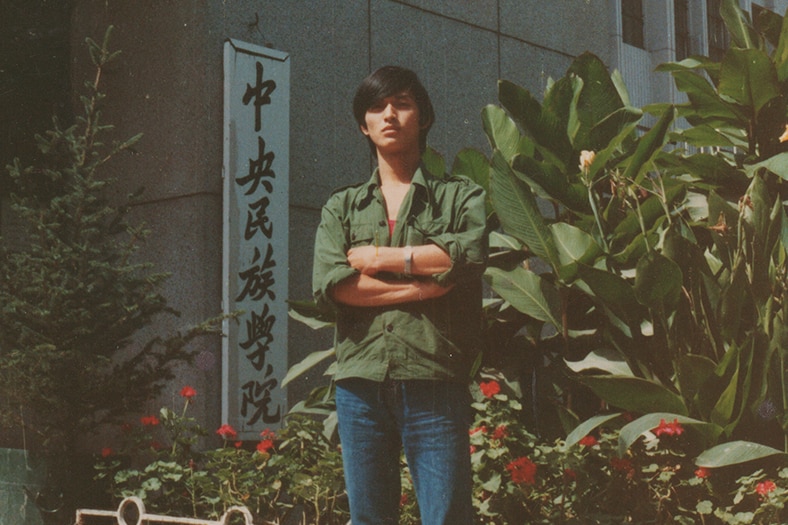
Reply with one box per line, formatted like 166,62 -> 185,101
312,66 -> 487,525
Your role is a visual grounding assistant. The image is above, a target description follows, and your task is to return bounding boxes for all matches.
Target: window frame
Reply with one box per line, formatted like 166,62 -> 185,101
622,0 -> 645,49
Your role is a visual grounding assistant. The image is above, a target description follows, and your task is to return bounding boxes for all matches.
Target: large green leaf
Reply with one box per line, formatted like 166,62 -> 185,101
485,265 -> 561,327
498,80 -> 573,165
489,149 -> 560,268
451,148 -> 493,216
564,413 -> 622,450
481,105 -> 522,162
281,348 -> 336,387
708,341 -> 743,429
588,106 -> 642,153
542,71 -> 582,153
745,151 -> 788,181
620,106 -> 674,185
775,8 -> 788,81
422,147 -> 446,179
671,69 -> 744,123
753,7 -> 783,49
576,264 -> 644,328
618,413 -> 722,457
719,0 -> 759,50
719,48 -> 780,114
677,354 -> 717,410
551,223 -> 601,281
671,124 -> 736,149
585,120 -> 640,185
288,300 -> 335,328
565,348 -> 634,376
576,375 -> 689,416
696,440 -> 785,468
567,52 -> 629,151
661,151 -> 747,194
634,251 -> 683,310
511,155 -> 589,213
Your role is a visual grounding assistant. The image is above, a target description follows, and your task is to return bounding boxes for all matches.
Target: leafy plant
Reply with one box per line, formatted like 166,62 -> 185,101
96,385 -> 349,525
476,0 -> 788,470
0,27 -> 224,520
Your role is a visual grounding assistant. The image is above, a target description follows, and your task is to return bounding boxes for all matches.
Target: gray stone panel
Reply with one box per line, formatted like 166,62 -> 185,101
370,2 -> 499,164
500,0 -> 616,64
226,0 -> 373,210
71,0 -> 222,202
0,448 -> 44,525
500,36 -> 575,102
124,194 -> 225,434
401,0 -> 499,30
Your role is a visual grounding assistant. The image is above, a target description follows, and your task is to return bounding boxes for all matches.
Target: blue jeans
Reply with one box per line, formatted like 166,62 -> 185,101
335,378 -> 473,525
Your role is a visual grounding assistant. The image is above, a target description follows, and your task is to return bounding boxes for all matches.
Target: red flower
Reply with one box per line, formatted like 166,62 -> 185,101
149,440 -> 164,450
216,424 -> 238,440
121,422 -> 133,433
257,439 -> 275,454
492,425 -> 508,440
506,456 -> 537,485
469,445 -> 477,454
399,494 -> 408,507
469,425 -> 487,436
140,415 -> 160,426
180,386 -> 197,399
234,441 -> 243,448
578,435 -> 598,447
756,480 -> 777,495
654,418 -> 684,437
695,467 -> 710,479
479,380 -> 501,398
610,457 -> 635,479
563,468 -> 577,481
101,447 -> 113,458
260,428 -> 276,439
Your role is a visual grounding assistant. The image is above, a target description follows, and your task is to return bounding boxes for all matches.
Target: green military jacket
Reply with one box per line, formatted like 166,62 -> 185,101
312,165 -> 488,384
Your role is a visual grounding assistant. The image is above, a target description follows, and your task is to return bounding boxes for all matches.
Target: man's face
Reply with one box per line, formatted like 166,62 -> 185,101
361,90 -> 422,155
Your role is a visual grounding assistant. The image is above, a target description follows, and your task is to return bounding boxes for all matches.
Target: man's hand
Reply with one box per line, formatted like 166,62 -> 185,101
346,246 -> 381,275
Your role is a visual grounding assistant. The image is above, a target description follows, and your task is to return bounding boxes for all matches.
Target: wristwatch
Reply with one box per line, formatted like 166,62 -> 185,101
403,245 -> 413,275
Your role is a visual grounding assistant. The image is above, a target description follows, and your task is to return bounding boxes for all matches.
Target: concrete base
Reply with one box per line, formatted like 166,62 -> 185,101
0,448 -> 45,525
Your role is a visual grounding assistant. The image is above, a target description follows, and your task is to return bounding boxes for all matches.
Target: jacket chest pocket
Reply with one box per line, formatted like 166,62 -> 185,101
406,217 -> 450,246
348,223 -> 379,248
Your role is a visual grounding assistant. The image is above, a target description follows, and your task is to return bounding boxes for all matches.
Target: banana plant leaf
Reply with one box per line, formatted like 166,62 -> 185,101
575,375 -> 689,416
484,265 -> 561,328
719,48 -> 780,114
489,149 -> 560,268
618,413 -> 723,457
564,412 -> 622,450
696,440 -> 785,468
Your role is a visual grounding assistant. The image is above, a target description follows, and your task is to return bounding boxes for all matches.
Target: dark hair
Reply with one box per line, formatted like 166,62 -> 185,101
352,65 -> 435,154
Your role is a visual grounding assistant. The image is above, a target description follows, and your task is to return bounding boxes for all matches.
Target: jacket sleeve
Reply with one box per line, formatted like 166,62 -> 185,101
425,181 -> 488,286
312,195 -> 359,312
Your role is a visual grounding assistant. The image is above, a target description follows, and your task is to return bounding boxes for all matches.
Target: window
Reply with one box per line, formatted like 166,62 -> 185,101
707,0 -> 729,61
675,0 -> 690,60
622,0 -> 645,48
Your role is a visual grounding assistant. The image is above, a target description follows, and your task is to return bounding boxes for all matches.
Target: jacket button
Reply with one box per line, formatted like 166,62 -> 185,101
379,220 -> 386,227
386,323 -> 394,332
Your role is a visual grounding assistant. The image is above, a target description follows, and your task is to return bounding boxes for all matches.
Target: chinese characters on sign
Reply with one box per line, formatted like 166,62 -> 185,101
223,40 -> 289,438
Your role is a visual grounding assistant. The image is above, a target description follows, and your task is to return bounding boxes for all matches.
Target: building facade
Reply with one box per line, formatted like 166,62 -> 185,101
3,0 -> 786,438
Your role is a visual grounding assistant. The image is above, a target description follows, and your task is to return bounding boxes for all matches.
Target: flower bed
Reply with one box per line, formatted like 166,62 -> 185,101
94,383 -> 786,524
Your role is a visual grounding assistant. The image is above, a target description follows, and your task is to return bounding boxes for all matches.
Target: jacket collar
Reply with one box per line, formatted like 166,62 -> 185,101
353,164 -> 432,211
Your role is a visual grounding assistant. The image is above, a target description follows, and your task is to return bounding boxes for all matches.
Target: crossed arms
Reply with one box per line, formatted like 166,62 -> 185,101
330,244 -> 453,307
